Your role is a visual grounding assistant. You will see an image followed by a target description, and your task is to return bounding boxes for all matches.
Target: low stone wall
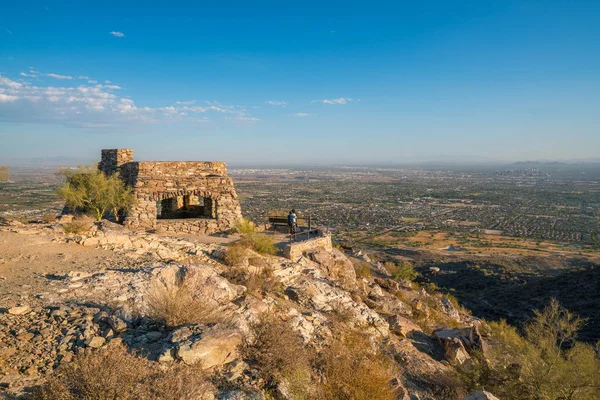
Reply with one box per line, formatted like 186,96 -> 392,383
284,234 -> 332,261
156,218 -> 221,235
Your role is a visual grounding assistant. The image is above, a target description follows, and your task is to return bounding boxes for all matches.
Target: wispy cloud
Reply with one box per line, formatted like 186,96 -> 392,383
312,97 -> 353,105
110,31 -> 125,38
46,73 -> 73,80
176,100 -> 196,105
267,100 -> 287,106
291,112 -> 311,117
0,73 -> 256,128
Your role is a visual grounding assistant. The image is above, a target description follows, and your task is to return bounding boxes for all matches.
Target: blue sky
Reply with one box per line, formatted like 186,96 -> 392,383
1,0 -> 599,165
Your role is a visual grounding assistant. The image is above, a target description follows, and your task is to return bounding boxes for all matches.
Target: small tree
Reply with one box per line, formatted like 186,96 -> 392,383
57,166 -> 133,222
0,166 -> 9,182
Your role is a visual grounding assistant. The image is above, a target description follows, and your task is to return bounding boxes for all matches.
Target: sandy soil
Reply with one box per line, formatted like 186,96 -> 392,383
0,230 -> 144,310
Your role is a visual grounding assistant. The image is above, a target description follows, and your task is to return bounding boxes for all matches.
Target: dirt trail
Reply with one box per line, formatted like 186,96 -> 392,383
0,230 -> 143,309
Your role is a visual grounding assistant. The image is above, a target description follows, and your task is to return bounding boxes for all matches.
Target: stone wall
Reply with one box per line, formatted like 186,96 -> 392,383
99,149 -> 134,176
284,233 -> 332,261
99,149 -> 242,235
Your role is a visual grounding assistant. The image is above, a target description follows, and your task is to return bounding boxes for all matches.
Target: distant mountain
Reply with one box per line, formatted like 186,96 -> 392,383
1,156 -> 94,167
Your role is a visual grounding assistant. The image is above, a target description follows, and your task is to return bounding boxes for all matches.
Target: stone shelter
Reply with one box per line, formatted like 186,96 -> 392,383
99,149 -> 242,234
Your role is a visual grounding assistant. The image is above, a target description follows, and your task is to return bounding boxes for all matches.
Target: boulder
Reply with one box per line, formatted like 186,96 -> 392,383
462,391 -> 500,400
86,336 -> 105,348
433,326 -> 487,355
308,248 -> 357,289
440,297 -> 460,321
173,324 -> 242,369
388,315 -> 422,337
150,264 -> 245,307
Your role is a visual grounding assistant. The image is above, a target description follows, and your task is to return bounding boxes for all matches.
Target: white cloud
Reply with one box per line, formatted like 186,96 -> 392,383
88,80 -> 98,84
0,94 -> 18,103
46,73 -> 73,80
0,76 -> 22,89
291,112 -> 311,117
267,100 -> 287,106
110,31 -> 125,38
0,74 -> 256,128
312,97 -> 353,105
176,100 -> 196,105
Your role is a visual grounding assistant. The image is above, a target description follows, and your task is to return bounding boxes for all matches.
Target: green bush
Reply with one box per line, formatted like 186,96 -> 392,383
233,217 -> 258,235
386,261 -> 418,282
57,166 -> 133,222
459,299 -> 600,400
250,234 -> 278,255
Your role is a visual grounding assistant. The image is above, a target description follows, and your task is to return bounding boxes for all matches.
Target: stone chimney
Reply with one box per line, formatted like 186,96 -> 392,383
99,149 -> 134,175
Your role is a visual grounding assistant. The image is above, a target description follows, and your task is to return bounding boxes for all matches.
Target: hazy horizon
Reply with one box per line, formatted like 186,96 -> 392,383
1,1 -> 600,164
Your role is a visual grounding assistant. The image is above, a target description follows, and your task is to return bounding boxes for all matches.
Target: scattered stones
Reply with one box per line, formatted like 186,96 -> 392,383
86,336 -> 106,348
8,305 -> 31,315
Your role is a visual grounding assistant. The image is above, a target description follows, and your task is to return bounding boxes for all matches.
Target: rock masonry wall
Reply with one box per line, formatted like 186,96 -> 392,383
284,233 -> 332,260
99,149 -> 242,234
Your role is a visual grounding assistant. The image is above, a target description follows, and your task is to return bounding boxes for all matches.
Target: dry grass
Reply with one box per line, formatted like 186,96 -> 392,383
222,264 -> 283,298
62,219 -> 91,235
32,342 -> 212,400
224,243 -> 248,266
41,213 -> 57,224
241,313 -> 313,394
352,259 -> 372,279
145,280 -> 220,328
316,330 -> 397,400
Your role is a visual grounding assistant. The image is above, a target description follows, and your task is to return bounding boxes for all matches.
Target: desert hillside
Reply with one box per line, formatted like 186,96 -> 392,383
1,218 -> 598,400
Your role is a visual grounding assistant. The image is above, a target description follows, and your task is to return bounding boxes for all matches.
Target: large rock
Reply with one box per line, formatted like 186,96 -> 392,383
308,248 -> 357,289
388,315 -> 422,337
149,264 -> 245,307
433,326 -> 487,355
171,324 -> 242,369
462,391 -> 500,400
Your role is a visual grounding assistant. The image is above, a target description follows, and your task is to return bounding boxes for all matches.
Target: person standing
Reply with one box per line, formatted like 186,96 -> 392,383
288,209 -> 298,241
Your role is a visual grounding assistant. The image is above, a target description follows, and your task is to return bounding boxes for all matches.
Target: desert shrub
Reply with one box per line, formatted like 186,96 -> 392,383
459,299 -> 600,400
241,313 -> 313,395
224,243 -> 248,266
386,261 -> 418,282
316,330 -> 397,400
352,259 -> 372,279
234,217 -> 258,235
405,370 -> 465,400
0,166 -> 9,182
222,264 -> 283,298
57,166 -> 133,222
145,279 -> 220,328
32,342 -> 212,400
62,219 -> 91,235
41,213 -> 57,224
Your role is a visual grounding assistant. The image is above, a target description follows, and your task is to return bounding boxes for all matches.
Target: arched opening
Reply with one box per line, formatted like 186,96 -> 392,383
156,195 -> 215,219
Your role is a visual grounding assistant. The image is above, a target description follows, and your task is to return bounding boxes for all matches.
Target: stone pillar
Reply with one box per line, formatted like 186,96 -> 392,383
99,149 -> 134,176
